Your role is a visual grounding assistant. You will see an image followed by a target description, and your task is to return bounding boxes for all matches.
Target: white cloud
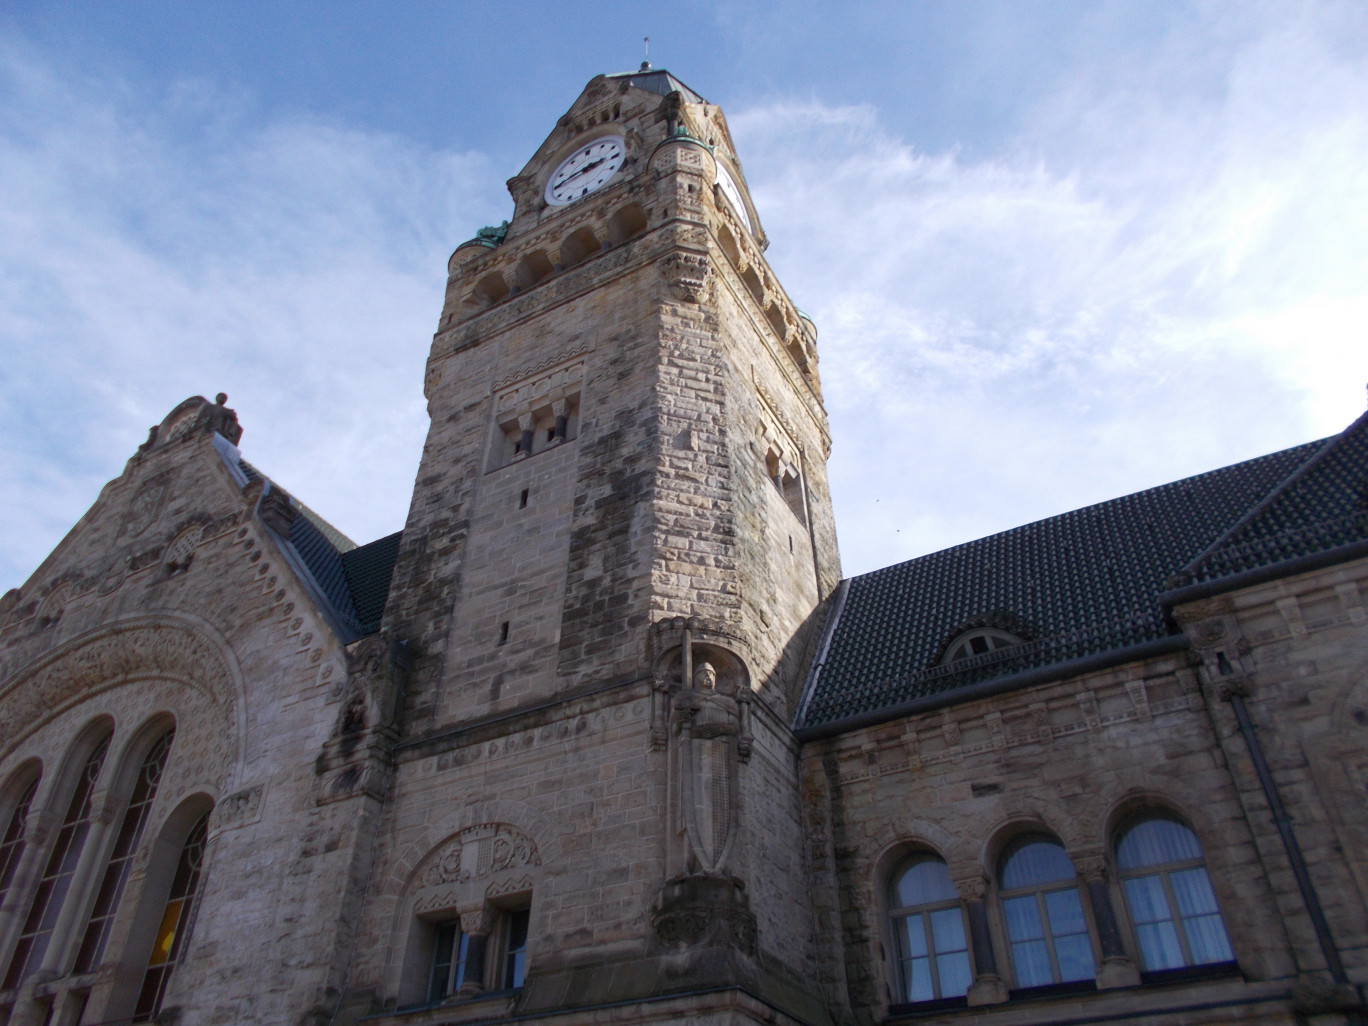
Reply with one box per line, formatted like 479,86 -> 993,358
2,4 -> 1367,591
732,3 -> 1368,576
0,40 -> 504,585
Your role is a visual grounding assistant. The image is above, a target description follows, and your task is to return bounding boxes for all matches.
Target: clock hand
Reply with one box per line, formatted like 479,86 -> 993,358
559,157 -> 608,186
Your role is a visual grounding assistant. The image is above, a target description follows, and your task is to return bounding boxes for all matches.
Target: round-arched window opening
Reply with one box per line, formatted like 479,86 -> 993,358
939,628 -> 1023,666
997,834 -> 1096,988
1115,815 -> 1234,971
887,854 -> 970,1004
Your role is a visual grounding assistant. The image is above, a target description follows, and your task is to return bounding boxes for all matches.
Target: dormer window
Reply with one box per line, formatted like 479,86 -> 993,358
939,628 -> 1023,666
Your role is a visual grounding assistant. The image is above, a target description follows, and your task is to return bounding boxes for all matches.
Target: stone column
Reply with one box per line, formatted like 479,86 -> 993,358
515,413 -> 535,460
37,789 -> 116,976
956,874 -> 1008,1006
552,399 -> 571,443
456,903 -> 495,995
1077,852 -> 1140,988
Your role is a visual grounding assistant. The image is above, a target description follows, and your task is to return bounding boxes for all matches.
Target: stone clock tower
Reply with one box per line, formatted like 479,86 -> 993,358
346,68 -> 842,1023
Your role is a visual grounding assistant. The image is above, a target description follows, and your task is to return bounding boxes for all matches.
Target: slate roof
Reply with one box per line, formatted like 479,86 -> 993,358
796,435 -> 1339,735
1180,410 -> 1368,588
237,458 -> 401,640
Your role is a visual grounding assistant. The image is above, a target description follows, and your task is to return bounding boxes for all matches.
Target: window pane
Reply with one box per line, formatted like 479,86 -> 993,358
1001,839 -> 1075,888
1053,932 -> 1096,982
1123,875 -> 1169,924
899,914 -> 928,957
1135,920 -> 1185,970
1043,888 -> 1087,936
929,908 -> 966,955
1012,939 -> 1054,988
1003,895 -> 1044,941
1183,913 -> 1234,965
937,950 -> 972,998
504,908 -> 529,989
895,857 -> 957,907
1117,818 -> 1202,870
429,923 -> 456,1002
1169,868 -> 1219,917
905,956 -> 933,1003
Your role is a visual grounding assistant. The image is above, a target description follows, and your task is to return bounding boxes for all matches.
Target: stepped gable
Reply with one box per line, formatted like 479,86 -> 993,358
1176,409 -> 1368,592
797,437 -> 1328,731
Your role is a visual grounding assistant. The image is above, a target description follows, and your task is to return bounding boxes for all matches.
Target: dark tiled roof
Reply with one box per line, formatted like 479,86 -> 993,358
797,438 -> 1329,731
288,516 -> 400,639
236,459 -> 397,639
342,531 -> 403,632
1181,411 -> 1368,585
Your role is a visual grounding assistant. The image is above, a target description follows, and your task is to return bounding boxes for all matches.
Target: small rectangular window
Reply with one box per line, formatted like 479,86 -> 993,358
518,489 -> 529,509
498,622 -> 509,646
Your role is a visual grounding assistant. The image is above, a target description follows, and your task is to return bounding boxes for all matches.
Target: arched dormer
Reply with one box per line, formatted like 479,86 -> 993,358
937,628 -> 1026,667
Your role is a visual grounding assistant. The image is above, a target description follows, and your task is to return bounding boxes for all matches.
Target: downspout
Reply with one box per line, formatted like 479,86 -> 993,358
1220,679 -> 1346,984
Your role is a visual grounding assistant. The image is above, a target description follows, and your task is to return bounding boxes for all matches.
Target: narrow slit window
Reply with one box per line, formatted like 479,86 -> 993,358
498,622 -> 509,646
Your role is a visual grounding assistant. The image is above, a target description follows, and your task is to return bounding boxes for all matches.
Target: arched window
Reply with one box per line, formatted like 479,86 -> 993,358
998,835 -> 1095,989
132,811 -> 209,1021
888,854 -> 971,1004
74,727 -> 176,972
3,731 -> 111,990
0,770 -> 41,907
1116,816 -> 1233,971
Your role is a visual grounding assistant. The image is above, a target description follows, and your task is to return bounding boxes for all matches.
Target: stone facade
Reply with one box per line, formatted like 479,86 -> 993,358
1,69 -> 1365,1026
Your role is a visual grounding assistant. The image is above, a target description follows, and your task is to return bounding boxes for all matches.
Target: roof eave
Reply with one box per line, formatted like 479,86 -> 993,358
793,634 -> 1189,743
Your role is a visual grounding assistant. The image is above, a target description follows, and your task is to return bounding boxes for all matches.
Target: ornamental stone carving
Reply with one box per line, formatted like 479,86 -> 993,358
660,251 -> 712,303
418,824 -> 541,888
0,618 -> 237,758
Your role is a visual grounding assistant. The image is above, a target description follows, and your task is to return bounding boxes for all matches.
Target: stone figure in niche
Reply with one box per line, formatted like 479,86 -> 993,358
671,651 -> 751,876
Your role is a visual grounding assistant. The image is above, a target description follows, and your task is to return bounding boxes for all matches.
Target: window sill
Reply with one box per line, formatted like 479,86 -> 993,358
1007,978 -> 1098,1001
887,994 -> 968,1016
1139,961 -> 1240,986
390,987 -> 521,1017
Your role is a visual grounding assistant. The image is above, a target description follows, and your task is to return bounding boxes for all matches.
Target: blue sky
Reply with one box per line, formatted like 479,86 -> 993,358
3,1 -> 1367,587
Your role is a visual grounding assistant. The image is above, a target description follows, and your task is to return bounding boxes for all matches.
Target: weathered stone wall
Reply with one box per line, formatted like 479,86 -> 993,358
1176,556 -> 1368,999
0,418 -> 389,1026
803,645 -> 1310,1026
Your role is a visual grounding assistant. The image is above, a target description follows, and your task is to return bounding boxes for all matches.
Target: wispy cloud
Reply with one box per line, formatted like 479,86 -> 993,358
2,5 -> 1366,590
733,3 -> 1368,575
0,39 -> 502,585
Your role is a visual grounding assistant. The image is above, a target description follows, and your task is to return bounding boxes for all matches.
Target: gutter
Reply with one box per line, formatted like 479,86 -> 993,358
792,578 -> 850,729
1159,538 -> 1368,610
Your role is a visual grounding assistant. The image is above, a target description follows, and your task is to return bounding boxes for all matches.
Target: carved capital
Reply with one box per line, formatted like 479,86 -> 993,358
660,250 -> 713,303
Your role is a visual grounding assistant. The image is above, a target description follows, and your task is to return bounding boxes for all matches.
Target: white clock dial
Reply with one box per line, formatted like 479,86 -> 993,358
545,137 -> 626,205
714,163 -> 753,234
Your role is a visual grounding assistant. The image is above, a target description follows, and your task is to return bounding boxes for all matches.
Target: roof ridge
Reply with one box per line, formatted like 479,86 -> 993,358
852,437 -> 1331,585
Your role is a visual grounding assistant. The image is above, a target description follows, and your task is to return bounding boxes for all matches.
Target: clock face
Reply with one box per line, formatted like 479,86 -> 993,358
714,163 -> 753,234
545,137 -> 626,205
